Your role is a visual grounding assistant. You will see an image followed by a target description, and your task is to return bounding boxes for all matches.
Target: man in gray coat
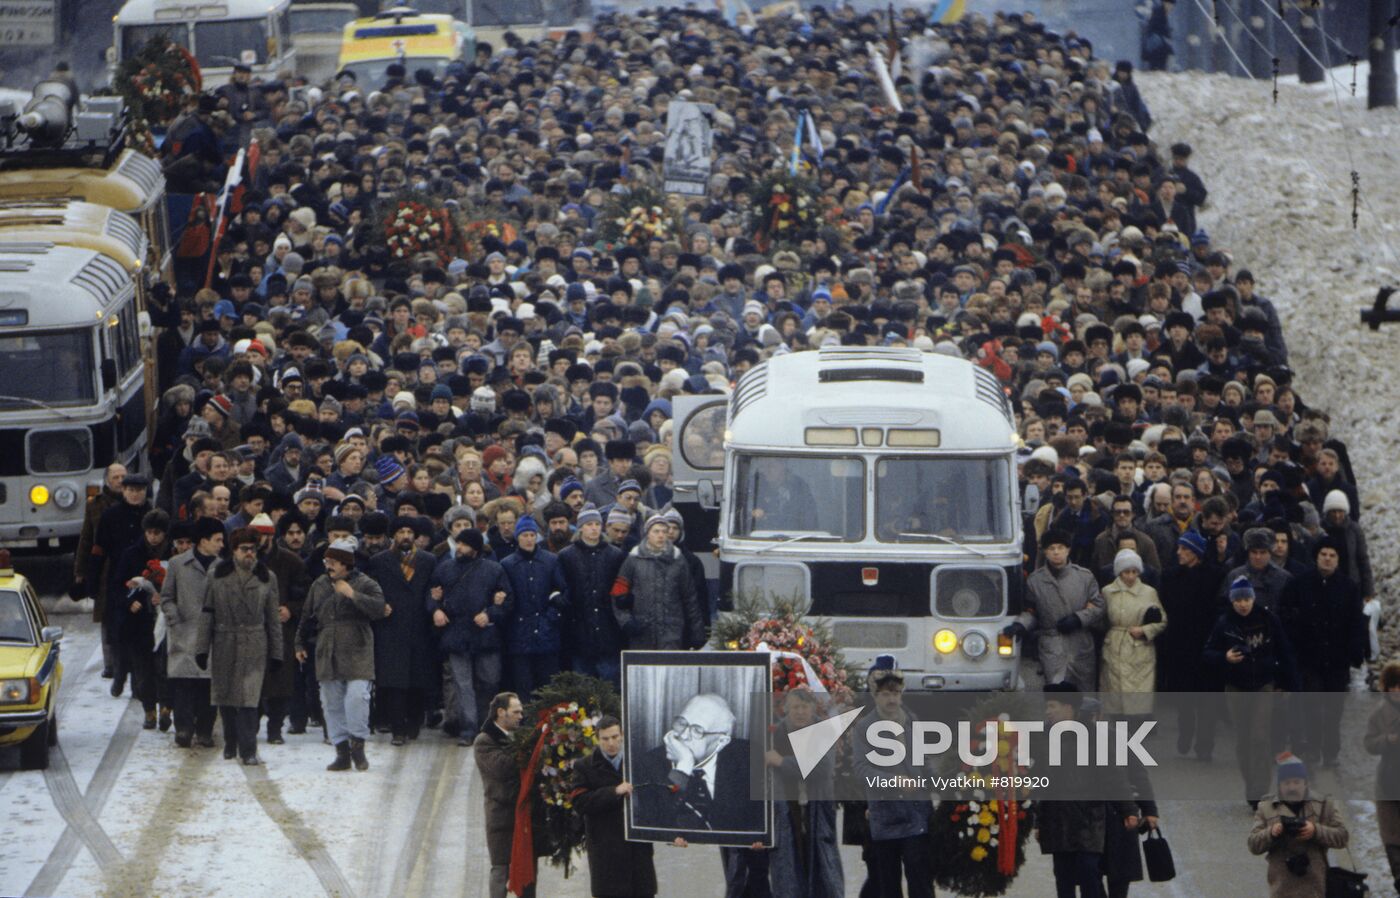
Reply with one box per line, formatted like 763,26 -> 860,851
161,517 -> 225,748
196,528 -> 282,765
612,515 -> 705,651
1219,527 -> 1292,614
1005,528 -> 1105,690
295,536 -> 386,772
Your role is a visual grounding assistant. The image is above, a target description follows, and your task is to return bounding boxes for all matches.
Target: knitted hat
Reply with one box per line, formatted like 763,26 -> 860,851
375,454 -> 406,484
1276,752 -> 1308,783
606,507 -> 634,528
250,513 -> 275,534
1177,530 -> 1208,558
454,528 -> 485,554
320,395 -> 343,417
617,479 -> 641,496
207,394 -> 233,419
1228,577 -> 1255,602
559,479 -> 584,500
643,513 -> 670,535
576,506 -> 602,527
482,445 -> 508,468
324,536 -> 358,569
1113,549 -> 1143,577
514,515 -> 540,538
294,486 -> 323,506
1323,489 -> 1350,514
334,443 -> 359,467
471,386 -> 497,412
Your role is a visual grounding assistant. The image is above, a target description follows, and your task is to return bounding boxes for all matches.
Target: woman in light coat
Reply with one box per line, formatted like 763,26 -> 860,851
1100,549 -> 1167,717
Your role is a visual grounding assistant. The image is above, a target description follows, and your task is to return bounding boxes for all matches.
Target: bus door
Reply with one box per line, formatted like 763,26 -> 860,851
670,395 -> 726,606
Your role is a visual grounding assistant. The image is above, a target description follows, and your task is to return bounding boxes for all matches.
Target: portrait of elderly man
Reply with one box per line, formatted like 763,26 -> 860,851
632,692 -> 764,835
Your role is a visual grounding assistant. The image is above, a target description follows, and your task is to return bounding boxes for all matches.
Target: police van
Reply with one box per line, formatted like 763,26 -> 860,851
672,346 -> 1024,690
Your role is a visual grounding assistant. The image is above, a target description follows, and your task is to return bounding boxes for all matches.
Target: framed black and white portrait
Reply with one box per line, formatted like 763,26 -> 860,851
622,650 -> 773,847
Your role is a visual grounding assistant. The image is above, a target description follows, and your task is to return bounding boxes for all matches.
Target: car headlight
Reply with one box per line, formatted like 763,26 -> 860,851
0,678 -> 31,703
29,485 -> 49,506
962,631 -> 989,659
53,485 -> 78,509
933,629 -> 958,654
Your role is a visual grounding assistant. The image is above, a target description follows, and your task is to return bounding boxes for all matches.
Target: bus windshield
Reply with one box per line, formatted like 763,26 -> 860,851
469,0 -> 545,26
730,454 -> 863,541
121,24 -> 190,59
874,457 -> 1013,543
288,7 -> 355,34
0,330 -> 95,408
194,18 -> 269,67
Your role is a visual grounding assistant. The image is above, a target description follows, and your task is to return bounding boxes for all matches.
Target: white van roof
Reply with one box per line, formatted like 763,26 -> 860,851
116,0 -> 290,25
0,245 -> 133,328
727,347 -> 1016,452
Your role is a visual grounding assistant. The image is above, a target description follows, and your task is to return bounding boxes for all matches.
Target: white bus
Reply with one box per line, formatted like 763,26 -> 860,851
113,0 -> 299,89
673,346 -> 1024,690
0,245 -> 146,550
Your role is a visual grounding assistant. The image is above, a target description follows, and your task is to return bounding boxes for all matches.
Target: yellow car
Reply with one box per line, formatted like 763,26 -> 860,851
0,551 -> 62,770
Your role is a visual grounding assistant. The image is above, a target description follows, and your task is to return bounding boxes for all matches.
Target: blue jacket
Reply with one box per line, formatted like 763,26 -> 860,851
501,546 -> 569,655
430,549 -> 513,655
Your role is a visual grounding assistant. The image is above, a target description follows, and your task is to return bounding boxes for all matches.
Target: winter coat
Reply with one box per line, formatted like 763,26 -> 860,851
1219,561 -> 1292,615
1320,518 -> 1374,597
1279,569 -> 1368,679
89,499 -> 151,616
75,487 -> 121,587
1248,794 -> 1349,898
1203,604 -> 1299,692
197,560 -> 282,707
1016,562 -> 1105,690
112,540 -> 167,650
851,707 -> 933,841
260,545 -> 307,700
430,548 -> 512,655
161,550 -> 216,679
501,546 -> 569,656
1099,577 -> 1168,715
1051,502 -> 1108,568
1092,525 -> 1161,574
1032,731 -> 1136,855
1101,748 -> 1158,885
770,718 -> 843,898
1157,557 -> 1227,691
366,548 -> 437,690
572,748 -> 658,898
613,541 -> 705,651
473,722 -> 519,866
1364,699 -> 1400,803
296,570 -> 386,682
557,537 -> 626,659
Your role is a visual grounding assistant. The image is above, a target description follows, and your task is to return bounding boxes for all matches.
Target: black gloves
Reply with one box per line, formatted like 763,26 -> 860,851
1055,614 -> 1082,634
1142,607 -> 1164,626
195,652 -> 208,670
1001,622 -> 1028,639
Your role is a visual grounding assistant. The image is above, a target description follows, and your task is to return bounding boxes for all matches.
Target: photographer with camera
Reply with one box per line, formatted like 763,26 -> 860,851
1204,577 -> 1300,808
1248,753 -> 1349,897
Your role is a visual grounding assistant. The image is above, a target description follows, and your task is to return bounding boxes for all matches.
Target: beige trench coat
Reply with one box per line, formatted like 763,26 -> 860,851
1099,576 -> 1167,715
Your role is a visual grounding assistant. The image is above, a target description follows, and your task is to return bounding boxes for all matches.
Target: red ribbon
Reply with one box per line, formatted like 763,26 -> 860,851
508,705 -> 562,896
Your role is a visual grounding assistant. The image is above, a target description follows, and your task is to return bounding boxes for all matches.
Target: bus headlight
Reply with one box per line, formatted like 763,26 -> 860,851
962,631 -> 988,659
53,485 -> 78,509
29,485 -> 49,506
933,629 -> 958,654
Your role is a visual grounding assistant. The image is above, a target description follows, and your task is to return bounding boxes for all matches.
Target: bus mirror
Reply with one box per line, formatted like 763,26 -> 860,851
100,358 -> 117,391
697,479 -> 717,509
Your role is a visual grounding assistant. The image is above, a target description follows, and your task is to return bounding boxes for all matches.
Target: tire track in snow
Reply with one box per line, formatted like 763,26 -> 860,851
242,762 -> 357,898
390,739 -> 456,898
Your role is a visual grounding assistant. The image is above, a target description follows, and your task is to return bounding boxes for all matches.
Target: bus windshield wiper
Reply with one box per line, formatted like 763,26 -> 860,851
0,394 -> 84,420
896,532 -> 996,557
748,531 -> 840,553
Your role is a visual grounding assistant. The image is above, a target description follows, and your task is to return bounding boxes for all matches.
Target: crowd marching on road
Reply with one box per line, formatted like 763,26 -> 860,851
50,4 -> 1390,897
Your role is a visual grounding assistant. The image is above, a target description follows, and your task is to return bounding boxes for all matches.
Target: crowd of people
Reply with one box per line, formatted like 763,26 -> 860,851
58,3 -> 1389,897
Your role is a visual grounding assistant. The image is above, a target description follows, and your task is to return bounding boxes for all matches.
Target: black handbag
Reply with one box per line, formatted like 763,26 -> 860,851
1142,826 -> 1176,882
1327,846 -> 1369,898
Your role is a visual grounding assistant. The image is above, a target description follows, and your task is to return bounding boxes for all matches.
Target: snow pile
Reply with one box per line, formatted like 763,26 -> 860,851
1138,70 -> 1400,652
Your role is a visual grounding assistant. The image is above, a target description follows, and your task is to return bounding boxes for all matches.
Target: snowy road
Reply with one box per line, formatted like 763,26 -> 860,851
1,601 -> 1371,897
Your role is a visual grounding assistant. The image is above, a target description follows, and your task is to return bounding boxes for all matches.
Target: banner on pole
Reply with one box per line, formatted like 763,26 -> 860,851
663,100 -> 714,197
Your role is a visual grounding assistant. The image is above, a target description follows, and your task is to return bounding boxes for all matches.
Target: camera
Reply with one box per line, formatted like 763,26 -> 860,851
1232,643 -> 1253,658
1281,816 -> 1307,837
1285,851 -> 1311,877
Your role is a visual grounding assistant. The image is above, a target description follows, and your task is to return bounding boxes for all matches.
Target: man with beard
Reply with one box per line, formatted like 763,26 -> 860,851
542,500 -> 574,553
89,473 -> 153,698
367,517 -> 437,745
196,527 -> 282,764
296,536 -> 387,771
251,513 -> 308,744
